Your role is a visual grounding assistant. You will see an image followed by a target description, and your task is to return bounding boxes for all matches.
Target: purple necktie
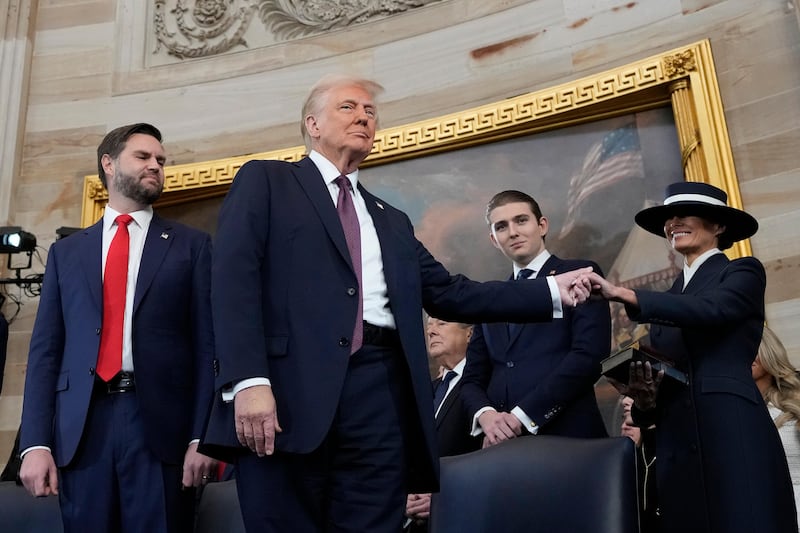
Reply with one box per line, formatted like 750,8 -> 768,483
335,176 -> 363,353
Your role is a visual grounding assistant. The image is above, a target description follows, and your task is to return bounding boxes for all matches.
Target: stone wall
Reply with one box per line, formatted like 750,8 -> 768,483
1,0 -> 799,469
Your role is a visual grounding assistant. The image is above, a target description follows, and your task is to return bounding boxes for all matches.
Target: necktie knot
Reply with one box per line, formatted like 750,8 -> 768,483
516,268 -> 534,281
335,175 -> 352,193
115,214 -> 133,227
441,370 -> 457,386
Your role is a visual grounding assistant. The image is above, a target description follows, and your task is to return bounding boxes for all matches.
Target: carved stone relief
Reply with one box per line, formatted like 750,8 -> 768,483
153,0 -> 443,61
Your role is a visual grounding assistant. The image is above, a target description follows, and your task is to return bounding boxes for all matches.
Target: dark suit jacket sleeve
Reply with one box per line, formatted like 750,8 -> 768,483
460,323 -> 495,419
211,160 -> 274,388
20,244 -> 66,450
411,221 -> 556,325
190,233 -> 215,440
629,257 -> 765,327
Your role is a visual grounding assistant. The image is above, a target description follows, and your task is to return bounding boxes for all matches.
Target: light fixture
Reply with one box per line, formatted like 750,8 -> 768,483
0,227 -> 36,253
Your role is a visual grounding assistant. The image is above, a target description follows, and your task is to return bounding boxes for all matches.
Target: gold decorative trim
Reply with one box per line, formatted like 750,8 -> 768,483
663,50 -> 697,78
82,39 -> 749,258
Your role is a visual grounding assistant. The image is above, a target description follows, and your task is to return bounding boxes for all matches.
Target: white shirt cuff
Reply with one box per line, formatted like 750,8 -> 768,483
221,377 -> 272,402
20,445 -> 51,458
546,276 -> 563,319
512,406 -> 539,435
470,406 -> 497,436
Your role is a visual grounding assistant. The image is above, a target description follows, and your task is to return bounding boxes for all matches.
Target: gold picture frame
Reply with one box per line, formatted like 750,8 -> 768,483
81,39 -> 749,258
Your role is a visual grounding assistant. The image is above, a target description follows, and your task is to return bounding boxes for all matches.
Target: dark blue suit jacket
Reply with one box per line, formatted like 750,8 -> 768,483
202,157 -> 559,491
461,255 -> 610,438
629,254 -> 796,533
434,378 -> 481,457
20,214 -> 214,466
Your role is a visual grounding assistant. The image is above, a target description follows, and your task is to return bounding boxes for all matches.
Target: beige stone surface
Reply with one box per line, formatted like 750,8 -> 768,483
3,0 -> 800,473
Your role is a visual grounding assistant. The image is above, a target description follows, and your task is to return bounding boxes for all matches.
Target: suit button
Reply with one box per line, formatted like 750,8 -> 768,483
338,337 -> 350,347
95,328 -> 101,335
88,367 -> 95,376
506,361 -> 515,368
346,287 -> 356,296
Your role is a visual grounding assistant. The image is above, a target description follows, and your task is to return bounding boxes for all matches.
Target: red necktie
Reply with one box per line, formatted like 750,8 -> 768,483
97,214 -> 133,381
335,176 -> 363,354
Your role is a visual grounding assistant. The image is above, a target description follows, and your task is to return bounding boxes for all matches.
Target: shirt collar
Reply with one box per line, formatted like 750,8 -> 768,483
513,249 -> 551,279
103,204 -> 154,231
451,358 -> 466,377
309,150 -> 359,190
683,248 -> 722,288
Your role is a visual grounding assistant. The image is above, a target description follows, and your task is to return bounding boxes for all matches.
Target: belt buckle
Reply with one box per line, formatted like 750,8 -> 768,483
105,372 -> 135,393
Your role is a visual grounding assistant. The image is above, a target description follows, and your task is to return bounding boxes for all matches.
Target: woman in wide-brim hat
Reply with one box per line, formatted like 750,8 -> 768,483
586,181 -> 796,533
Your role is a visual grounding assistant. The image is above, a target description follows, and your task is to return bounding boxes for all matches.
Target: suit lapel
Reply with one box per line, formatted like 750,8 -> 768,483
683,253 -> 728,294
79,221 -> 104,311
293,158 -> 354,273
360,184 -> 402,294
436,381 -> 460,428
133,214 -> 173,312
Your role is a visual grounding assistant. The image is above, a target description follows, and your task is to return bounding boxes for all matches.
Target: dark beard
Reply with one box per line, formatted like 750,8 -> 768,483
112,169 -> 163,205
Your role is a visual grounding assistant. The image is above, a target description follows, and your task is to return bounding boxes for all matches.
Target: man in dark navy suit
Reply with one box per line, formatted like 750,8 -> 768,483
462,190 -> 611,446
19,123 -> 217,532
405,317 -> 481,532
202,75 -> 595,533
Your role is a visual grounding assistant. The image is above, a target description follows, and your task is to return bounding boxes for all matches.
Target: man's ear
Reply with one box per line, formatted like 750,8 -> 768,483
489,231 -> 501,250
305,115 -> 319,138
101,154 -> 115,181
538,216 -> 549,238
715,224 -> 727,236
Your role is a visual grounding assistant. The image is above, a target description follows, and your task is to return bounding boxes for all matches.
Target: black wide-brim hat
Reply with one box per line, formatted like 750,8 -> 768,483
634,181 -> 758,242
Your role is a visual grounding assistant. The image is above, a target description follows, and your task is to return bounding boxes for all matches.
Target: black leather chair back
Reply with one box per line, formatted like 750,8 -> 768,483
429,436 -> 639,533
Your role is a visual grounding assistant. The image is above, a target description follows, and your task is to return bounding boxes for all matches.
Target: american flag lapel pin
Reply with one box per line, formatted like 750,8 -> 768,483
161,232 -> 169,240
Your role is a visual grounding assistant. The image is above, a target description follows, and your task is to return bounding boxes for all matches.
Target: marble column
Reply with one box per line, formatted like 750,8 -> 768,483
0,0 -> 37,224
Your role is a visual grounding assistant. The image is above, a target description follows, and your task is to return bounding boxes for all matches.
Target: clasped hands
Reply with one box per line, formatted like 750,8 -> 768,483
553,266 -> 594,307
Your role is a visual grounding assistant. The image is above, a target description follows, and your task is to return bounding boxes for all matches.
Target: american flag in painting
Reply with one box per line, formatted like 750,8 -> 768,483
559,123 -> 645,238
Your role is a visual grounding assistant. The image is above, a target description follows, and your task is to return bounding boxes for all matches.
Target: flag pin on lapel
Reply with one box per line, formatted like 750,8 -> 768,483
161,232 -> 169,240
549,270 -> 556,275
376,201 -> 384,210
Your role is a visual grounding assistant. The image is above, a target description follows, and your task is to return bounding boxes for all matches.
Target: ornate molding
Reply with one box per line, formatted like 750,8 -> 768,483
662,50 -> 696,78
154,0 -> 255,59
257,0 -> 441,39
153,0 -> 443,60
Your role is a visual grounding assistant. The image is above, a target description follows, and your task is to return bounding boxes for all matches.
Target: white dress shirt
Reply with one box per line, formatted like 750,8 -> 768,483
102,205 -> 154,373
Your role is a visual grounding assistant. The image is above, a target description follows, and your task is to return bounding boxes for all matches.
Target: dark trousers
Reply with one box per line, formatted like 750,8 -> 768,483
236,343 -> 414,533
58,390 -> 194,533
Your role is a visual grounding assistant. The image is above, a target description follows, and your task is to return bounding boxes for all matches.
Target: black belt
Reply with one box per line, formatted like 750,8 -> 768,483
95,371 -> 136,394
362,322 -> 400,347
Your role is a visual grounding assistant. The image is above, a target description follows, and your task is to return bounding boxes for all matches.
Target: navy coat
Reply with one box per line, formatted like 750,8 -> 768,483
630,253 -> 796,533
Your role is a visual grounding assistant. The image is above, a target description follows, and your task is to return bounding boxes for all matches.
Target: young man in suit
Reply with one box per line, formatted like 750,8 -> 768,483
461,190 -> 611,447
202,75 -> 595,533
405,317 -> 481,532
19,123 -> 217,532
